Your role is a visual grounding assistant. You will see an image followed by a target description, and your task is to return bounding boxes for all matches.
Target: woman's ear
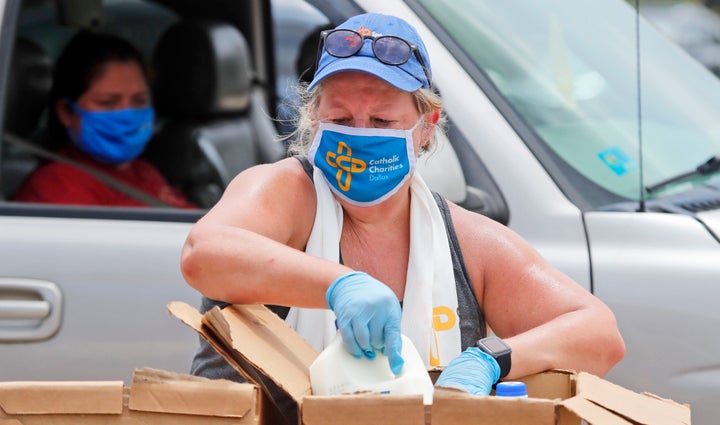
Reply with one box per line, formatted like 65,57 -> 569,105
418,110 -> 439,153
55,99 -> 74,128
422,110 -> 440,138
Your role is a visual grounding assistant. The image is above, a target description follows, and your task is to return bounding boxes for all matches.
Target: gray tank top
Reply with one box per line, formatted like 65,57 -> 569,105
189,157 -> 486,382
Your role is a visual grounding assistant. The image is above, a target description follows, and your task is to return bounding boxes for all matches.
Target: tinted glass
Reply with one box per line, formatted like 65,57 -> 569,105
419,0 -> 720,201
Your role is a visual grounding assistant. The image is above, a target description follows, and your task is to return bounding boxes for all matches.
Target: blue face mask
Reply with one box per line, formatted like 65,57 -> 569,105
309,120 -> 421,206
67,102 -> 155,165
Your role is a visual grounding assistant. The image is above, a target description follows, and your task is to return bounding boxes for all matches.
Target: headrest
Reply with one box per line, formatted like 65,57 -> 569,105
152,20 -> 253,119
4,37 -> 53,137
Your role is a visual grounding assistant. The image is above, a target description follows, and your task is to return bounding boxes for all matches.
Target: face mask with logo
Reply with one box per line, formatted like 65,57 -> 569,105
309,120 -> 421,206
66,101 -> 155,165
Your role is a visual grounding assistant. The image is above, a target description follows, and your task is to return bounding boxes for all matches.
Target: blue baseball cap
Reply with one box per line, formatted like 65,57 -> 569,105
308,13 -> 432,92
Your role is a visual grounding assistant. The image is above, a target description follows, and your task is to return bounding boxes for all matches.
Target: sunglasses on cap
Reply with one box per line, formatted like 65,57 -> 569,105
315,28 -> 432,87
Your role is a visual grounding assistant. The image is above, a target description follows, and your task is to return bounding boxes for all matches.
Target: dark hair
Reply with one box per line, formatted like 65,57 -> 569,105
45,30 -> 148,149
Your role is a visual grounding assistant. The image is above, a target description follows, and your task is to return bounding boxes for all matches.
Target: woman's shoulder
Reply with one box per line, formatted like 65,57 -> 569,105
446,199 -> 529,258
268,155 -> 312,177
219,157 -> 316,209
446,199 -> 504,231
203,157 -> 316,248
231,156 -> 312,188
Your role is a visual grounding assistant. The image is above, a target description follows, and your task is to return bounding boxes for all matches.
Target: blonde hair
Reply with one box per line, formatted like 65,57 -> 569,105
285,80 -> 446,156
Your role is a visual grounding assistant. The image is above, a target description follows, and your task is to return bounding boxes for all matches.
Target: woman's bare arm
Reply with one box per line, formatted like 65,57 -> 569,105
181,158 -> 353,307
450,202 -> 625,378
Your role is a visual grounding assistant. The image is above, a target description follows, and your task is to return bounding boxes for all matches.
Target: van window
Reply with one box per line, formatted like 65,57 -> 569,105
1,0 -> 328,217
419,0 -> 720,205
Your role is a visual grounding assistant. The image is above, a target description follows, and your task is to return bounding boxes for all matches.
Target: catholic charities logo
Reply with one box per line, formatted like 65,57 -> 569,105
326,141 -> 366,191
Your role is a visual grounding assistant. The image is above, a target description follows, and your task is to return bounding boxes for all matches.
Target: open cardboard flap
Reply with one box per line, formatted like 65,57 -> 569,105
169,301 -> 317,400
169,301 -> 427,425
560,372 -> 691,425
168,301 -> 691,425
168,301 -> 319,425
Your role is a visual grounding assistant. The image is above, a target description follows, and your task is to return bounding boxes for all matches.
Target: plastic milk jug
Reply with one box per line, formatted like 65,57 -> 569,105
309,333 -> 434,404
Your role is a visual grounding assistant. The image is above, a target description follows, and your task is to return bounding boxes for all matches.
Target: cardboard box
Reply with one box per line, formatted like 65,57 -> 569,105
0,367 -> 260,424
168,301 -> 691,425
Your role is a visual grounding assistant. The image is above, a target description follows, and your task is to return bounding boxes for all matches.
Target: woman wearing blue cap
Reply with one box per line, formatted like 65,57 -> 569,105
182,13 -> 625,395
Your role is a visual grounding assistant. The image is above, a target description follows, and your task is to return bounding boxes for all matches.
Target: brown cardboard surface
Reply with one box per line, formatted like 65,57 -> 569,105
0,408 -> 255,425
561,397 -> 632,425
167,300 -> 255,384
432,389 -> 556,425
168,301 -> 304,425
0,381 -> 123,414
517,369 -> 574,399
168,301 -> 692,425
573,372 -> 691,425
202,303 -> 318,402
0,368 -> 260,424
129,368 -> 257,418
303,394 -> 426,425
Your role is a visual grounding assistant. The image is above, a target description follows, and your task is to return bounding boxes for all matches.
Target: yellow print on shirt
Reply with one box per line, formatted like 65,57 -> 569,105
429,305 -> 457,367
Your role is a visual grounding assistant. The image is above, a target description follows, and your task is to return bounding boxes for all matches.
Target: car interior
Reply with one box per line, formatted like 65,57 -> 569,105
146,18 -> 285,208
0,0 -> 508,223
2,35 -> 52,200
0,0 -> 289,208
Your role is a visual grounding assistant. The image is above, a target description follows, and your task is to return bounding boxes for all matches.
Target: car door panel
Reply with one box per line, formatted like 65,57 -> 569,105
586,211 -> 720,422
0,217 -> 200,382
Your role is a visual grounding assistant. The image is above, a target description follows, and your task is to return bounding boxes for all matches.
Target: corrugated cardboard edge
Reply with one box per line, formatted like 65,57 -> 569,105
167,301 -> 307,425
431,388 -> 556,425
302,394 -> 425,425
561,397 -> 632,425
167,301 -> 257,384
560,372 -> 691,425
516,369 -> 575,400
0,381 -> 123,414
204,304 -> 318,402
128,367 -> 256,418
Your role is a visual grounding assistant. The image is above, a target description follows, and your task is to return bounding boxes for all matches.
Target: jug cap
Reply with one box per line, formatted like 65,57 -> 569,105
495,381 -> 527,397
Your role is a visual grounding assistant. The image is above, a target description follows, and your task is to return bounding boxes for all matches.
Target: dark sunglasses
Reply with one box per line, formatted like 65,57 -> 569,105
315,28 -> 432,87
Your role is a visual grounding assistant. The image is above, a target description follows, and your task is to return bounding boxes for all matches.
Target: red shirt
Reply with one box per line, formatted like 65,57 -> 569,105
13,148 -> 197,209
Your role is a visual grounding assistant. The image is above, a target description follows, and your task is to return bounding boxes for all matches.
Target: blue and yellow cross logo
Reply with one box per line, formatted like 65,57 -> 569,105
326,141 -> 366,191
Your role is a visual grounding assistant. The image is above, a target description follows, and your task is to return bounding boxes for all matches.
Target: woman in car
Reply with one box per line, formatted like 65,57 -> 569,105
182,13 -> 625,394
13,30 -> 195,208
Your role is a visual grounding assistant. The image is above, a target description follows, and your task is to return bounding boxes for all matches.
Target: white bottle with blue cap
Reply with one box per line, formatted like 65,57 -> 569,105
309,331 -> 434,404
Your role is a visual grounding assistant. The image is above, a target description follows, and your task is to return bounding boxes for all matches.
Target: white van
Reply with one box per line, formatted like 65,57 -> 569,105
1,0 -> 719,423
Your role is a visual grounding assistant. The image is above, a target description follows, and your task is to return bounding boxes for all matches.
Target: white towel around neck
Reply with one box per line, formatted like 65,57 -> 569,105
285,167 -> 461,366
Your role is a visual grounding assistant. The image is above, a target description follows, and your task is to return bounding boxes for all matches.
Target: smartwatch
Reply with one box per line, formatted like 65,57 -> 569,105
476,336 -> 512,380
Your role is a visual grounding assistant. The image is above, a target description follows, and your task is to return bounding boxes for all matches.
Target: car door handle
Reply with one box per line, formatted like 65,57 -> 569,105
0,299 -> 51,320
0,278 -> 62,342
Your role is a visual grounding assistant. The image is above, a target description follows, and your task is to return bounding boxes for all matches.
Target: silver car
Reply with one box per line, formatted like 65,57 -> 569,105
1,0 -> 719,423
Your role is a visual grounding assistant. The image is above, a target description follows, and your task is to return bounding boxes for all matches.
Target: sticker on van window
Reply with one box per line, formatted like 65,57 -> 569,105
597,146 -> 638,176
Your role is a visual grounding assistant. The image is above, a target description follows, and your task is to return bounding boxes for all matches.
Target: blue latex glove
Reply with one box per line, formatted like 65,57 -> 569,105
326,271 -> 404,375
435,347 -> 501,396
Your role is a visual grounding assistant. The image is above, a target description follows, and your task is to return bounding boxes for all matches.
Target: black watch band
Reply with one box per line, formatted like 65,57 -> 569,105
476,336 -> 512,380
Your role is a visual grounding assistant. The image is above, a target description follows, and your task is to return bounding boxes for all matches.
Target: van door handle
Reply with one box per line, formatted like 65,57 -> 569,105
0,279 -> 62,342
0,299 -> 51,320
